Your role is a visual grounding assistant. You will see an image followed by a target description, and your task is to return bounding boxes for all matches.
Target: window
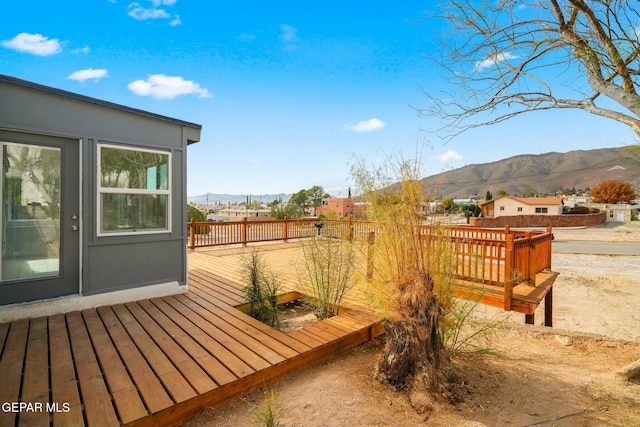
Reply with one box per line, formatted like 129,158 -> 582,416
517,207 -> 523,212
535,207 -> 548,214
499,206 -> 505,211
98,144 -> 171,235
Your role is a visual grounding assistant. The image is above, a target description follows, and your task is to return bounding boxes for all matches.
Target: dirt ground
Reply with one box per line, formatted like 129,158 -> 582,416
182,223 -> 640,427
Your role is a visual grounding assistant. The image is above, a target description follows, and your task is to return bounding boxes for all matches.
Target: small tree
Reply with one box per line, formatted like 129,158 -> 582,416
440,197 -> 457,214
285,185 -> 331,218
485,190 -> 492,201
187,203 -> 208,234
590,180 -> 637,204
463,204 -> 481,223
351,149 -> 458,399
187,203 -> 206,222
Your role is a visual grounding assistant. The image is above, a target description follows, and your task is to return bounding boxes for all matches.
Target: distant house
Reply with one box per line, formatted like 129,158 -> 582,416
480,196 -> 564,218
315,197 -> 364,218
216,208 -> 271,220
0,75 -> 201,315
590,203 -> 639,223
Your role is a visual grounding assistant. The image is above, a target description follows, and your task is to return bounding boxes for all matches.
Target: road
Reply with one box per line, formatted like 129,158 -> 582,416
553,240 -> 640,255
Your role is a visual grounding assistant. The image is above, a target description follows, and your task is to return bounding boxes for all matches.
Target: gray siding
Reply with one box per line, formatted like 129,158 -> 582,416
1,75 -> 201,301
84,240 -> 186,295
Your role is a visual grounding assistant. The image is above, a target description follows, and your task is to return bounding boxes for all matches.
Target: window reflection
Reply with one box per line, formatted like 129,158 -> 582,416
1,142 -> 61,281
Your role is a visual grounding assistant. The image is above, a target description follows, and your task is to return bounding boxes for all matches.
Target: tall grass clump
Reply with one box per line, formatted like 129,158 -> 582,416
240,249 -> 282,328
294,237 -> 355,318
253,389 -> 285,427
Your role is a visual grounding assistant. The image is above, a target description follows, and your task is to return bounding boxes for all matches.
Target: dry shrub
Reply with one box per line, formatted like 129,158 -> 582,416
294,237 -> 355,318
351,148 -> 468,413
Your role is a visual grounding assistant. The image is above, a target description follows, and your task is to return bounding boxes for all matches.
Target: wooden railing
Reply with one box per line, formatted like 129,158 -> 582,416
188,217 -> 374,249
188,218 -> 553,310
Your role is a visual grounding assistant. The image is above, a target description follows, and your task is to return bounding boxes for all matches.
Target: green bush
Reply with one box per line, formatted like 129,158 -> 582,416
240,250 -> 281,328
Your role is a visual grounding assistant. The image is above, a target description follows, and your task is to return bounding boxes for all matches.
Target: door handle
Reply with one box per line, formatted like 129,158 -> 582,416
71,225 -> 78,231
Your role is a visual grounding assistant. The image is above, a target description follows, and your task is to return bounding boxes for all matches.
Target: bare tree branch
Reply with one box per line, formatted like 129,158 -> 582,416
422,0 -> 640,140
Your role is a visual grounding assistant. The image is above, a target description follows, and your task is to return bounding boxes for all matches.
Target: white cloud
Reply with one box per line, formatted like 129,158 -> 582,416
169,15 -> 181,26
280,24 -> 299,50
2,33 -> 62,56
344,118 -> 385,133
475,52 -> 519,72
437,150 -> 463,162
127,3 -> 170,20
67,68 -> 108,82
127,0 -> 180,24
280,25 -> 298,42
71,45 -> 91,54
127,74 -> 212,99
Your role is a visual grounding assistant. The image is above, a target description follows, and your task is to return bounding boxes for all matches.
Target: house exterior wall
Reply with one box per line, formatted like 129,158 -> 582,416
491,197 -> 563,217
315,198 -> 363,218
0,75 -> 201,303
217,209 -> 271,219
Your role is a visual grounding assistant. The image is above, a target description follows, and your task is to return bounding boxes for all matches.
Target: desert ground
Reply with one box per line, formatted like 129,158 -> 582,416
182,222 -> 640,427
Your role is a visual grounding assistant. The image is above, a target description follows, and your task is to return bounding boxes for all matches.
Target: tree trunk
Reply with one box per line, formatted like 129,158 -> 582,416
377,296 -> 445,390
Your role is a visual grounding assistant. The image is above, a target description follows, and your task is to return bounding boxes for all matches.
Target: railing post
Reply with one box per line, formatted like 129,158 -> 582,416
241,217 -> 248,247
367,231 -> 375,280
189,218 -> 195,250
348,216 -> 354,243
524,230 -> 533,284
504,233 -> 514,311
546,226 -> 553,270
283,216 -> 288,243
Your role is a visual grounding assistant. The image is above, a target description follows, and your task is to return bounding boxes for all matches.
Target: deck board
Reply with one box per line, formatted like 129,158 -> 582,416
82,309 -> 149,425
167,295 -> 284,367
109,304 -> 198,405
19,317 -> 49,427
0,241 -> 555,426
147,297 -> 255,379
127,300 -> 220,394
67,311 -> 120,427
49,314 -> 85,427
0,320 -> 30,427
96,306 -> 174,415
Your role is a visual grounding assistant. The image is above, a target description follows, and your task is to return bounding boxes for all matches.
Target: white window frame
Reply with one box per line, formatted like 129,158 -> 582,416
97,143 -> 172,236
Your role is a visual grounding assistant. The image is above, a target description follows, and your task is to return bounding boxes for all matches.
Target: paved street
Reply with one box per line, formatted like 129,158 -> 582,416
553,240 -> 640,255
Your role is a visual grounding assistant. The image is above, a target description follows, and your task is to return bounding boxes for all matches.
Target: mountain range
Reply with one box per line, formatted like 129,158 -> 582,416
188,193 -> 291,205
188,147 -> 639,204
420,146 -> 640,199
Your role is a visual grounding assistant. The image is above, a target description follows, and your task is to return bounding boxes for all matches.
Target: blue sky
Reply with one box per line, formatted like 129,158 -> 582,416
2,1 -> 636,198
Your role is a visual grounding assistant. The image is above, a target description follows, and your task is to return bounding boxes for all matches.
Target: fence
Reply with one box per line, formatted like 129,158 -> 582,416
188,218 -> 553,310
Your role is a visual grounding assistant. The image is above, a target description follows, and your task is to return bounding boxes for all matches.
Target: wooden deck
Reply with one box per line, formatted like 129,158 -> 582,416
0,240 -> 557,426
0,243 -> 384,427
